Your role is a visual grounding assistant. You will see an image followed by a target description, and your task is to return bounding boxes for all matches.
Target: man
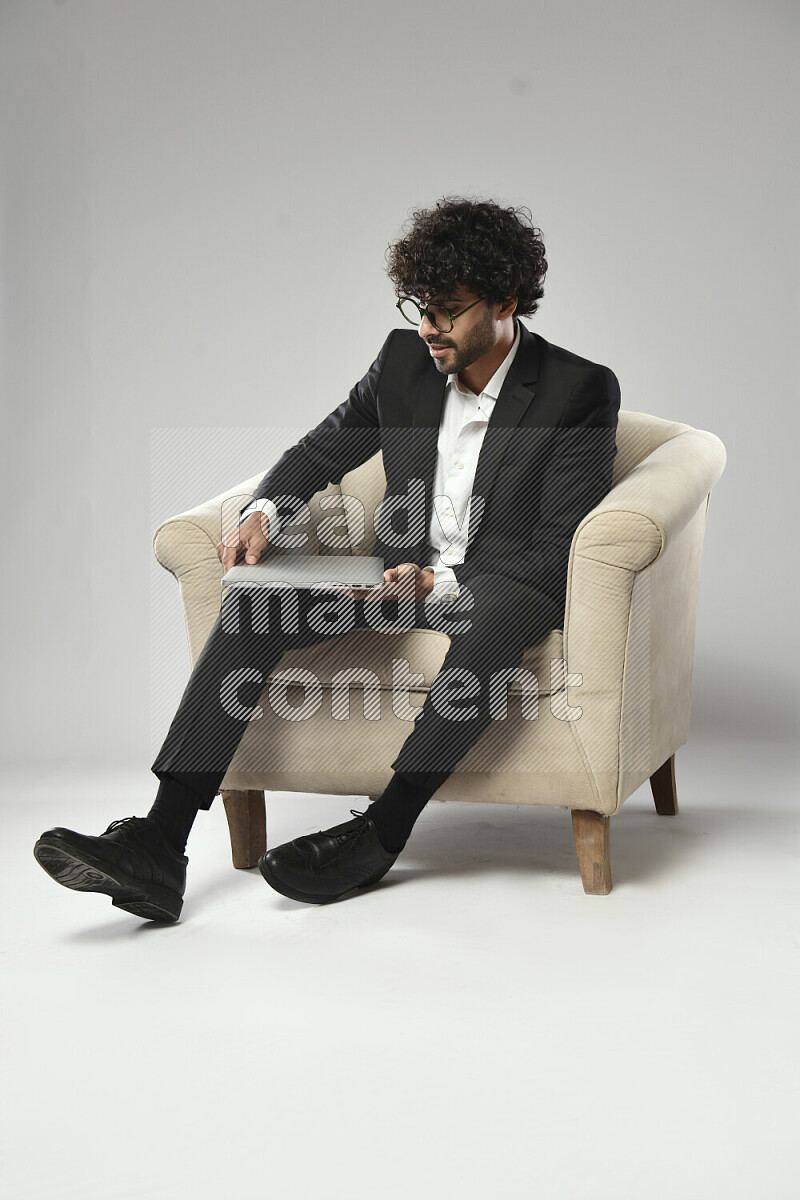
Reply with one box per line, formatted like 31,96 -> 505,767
33,196 -> 620,918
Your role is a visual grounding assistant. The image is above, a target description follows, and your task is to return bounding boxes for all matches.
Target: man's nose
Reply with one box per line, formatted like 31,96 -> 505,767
418,310 -> 439,340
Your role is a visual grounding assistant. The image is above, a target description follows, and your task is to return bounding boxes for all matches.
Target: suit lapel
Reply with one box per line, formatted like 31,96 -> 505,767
408,375 -> 444,553
410,321 -> 562,550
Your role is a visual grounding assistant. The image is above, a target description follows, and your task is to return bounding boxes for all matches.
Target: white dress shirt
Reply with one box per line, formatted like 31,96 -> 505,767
239,320 -> 522,603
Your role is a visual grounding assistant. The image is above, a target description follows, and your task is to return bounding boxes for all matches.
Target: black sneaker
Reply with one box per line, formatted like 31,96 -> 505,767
33,816 -> 188,922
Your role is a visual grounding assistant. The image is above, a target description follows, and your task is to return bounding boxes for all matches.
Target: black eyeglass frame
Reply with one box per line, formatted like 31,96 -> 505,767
396,295 -> 484,333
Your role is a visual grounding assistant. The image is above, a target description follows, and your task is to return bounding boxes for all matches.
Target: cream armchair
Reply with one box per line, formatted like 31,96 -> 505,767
152,411 -> 726,895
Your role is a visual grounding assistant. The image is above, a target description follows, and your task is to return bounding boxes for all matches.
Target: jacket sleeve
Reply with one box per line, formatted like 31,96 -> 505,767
451,363 -> 621,608
237,330 -> 395,522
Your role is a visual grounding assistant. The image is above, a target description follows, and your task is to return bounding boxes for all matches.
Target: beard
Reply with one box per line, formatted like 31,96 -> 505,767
430,306 -> 497,377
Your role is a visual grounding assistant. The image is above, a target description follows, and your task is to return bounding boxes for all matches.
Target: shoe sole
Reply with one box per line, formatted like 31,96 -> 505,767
33,837 -> 183,922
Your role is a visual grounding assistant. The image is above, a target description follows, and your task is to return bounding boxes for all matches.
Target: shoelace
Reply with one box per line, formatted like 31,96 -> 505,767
103,816 -> 144,835
325,809 -> 369,846
101,815 -> 186,862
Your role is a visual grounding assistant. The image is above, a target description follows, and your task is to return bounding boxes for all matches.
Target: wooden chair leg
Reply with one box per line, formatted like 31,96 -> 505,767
221,789 -> 266,869
650,753 -> 679,815
571,810 -> 612,895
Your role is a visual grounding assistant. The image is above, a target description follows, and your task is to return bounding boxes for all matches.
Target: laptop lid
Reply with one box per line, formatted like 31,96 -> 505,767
221,553 -> 386,591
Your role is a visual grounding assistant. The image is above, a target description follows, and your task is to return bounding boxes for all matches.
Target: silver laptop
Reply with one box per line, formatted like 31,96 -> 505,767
221,553 -> 386,591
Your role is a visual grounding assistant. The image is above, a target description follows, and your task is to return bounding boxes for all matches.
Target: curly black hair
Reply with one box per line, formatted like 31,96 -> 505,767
384,195 -> 547,319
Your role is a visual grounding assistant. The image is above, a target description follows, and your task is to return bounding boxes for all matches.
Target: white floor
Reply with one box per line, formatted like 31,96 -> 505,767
3,736 -> 797,1200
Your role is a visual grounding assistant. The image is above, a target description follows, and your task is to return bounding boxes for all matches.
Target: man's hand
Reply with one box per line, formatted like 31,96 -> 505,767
346,563 -> 435,602
217,512 -> 270,573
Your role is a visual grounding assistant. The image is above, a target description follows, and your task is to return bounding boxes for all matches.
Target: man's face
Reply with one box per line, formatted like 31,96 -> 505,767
416,285 -> 498,377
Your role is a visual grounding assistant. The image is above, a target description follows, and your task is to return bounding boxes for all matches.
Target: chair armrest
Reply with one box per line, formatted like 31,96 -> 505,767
569,428 -> 727,573
560,426 -> 727,812
153,472 -> 266,577
152,473 -> 350,574
152,473 -> 345,665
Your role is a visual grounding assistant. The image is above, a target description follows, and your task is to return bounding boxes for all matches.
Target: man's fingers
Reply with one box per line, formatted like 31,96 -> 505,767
241,511 -> 271,544
218,528 -> 244,573
217,516 -> 271,573
376,563 -> 427,600
395,563 -> 418,592
241,529 -> 268,566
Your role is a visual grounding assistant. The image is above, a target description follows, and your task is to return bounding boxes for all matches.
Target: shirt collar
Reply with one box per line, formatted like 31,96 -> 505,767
448,317 -> 522,401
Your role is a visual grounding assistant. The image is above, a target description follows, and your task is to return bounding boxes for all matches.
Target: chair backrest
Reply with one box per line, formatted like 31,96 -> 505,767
611,410 -> 694,486
338,453 -> 390,556
334,410 -> 696,555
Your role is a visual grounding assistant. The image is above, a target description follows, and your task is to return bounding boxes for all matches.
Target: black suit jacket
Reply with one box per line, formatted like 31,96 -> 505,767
244,319 -> 620,623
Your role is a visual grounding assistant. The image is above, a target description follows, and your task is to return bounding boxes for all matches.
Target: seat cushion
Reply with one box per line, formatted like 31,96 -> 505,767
273,625 -> 565,696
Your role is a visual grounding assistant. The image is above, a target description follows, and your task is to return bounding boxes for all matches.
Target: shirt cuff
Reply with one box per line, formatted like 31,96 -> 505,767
239,498 -> 281,540
427,561 -> 461,601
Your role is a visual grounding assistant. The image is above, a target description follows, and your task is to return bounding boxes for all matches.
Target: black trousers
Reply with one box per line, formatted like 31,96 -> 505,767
150,573 -> 562,810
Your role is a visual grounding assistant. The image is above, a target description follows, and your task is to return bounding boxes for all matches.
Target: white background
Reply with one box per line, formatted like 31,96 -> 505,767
2,0 -> 797,768
2,6 -> 798,1199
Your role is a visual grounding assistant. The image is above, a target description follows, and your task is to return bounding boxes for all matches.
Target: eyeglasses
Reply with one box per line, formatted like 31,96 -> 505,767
396,295 -> 484,333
